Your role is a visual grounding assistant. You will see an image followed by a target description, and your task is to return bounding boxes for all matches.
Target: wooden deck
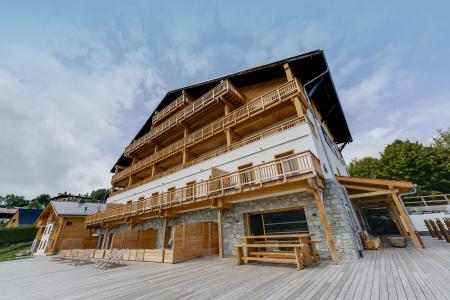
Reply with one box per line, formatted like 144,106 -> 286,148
0,237 -> 449,299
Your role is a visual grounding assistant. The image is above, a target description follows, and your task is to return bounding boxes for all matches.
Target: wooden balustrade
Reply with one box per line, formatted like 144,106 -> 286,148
112,116 -> 313,191
152,92 -> 191,125
87,151 -> 322,226
125,80 -> 245,156
113,80 -> 304,184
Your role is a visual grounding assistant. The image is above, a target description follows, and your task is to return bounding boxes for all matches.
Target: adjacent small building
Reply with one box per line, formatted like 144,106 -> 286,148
4,208 -> 43,228
32,196 -> 105,255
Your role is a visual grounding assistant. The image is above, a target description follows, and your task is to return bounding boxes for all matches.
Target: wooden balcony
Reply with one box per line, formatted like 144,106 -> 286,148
151,91 -> 192,126
113,80 -> 305,185
88,151 -> 322,227
111,115 -> 315,190
125,80 -> 245,157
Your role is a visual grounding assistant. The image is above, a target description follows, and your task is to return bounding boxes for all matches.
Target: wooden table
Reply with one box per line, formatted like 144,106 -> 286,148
233,233 -> 321,270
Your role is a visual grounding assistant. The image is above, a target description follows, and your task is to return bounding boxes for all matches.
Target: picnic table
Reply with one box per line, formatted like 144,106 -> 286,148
233,233 -> 321,270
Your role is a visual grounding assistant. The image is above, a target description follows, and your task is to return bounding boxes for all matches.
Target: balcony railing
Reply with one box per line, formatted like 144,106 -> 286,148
87,151 -> 322,226
152,92 -> 191,125
114,80 -> 303,184
112,115 -> 312,189
125,80 -> 245,156
402,194 -> 450,207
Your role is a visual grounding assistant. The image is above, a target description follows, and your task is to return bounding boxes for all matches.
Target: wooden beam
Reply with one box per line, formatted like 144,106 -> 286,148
390,191 -> 423,249
217,208 -> 224,258
283,63 -> 294,81
337,176 -> 413,189
162,217 -> 169,249
225,128 -> 240,146
342,184 -> 385,192
349,190 -> 396,199
311,189 -> 340,264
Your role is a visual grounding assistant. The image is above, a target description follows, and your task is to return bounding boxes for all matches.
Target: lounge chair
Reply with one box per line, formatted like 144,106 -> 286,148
72,249 -> 96,266
95,249 -> 128,269
50,250 -> 70,262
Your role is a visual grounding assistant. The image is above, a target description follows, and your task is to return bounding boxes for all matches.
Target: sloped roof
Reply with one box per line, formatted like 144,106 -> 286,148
0,208 -> 17,218
17,208 -> 43,225
112,49 -> 352,172
50,201 -> 106,217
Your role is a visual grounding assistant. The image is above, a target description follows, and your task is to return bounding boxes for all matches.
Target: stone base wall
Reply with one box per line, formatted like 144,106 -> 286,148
109,179 -> 360,262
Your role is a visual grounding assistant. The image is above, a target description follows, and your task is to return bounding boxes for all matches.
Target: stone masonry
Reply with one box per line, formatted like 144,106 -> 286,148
112,179 -> 360,262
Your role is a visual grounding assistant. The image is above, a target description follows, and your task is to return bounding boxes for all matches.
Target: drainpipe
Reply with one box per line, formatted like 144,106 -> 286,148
398,184 -> 418,231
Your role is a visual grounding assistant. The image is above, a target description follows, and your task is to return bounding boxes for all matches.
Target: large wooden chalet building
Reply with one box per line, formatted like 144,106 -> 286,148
85,50 -> 423,264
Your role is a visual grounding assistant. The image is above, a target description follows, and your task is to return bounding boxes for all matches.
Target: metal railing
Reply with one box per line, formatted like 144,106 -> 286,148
125,80 -> 244,155
87,151 -> 322,225
402,194 -> 450,207
111,115 -> 312,190
114,80 -> 303,184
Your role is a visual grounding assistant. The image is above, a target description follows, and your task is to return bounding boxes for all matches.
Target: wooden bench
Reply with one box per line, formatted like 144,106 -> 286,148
233,234 -> 321,271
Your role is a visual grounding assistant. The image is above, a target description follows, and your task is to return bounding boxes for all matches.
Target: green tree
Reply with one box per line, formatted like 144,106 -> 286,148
348,129 -> 450,194
4,194 -> 28,208
27,200 -> 43,210
89,188 -> 110,203
348,157 -> 383,179
33,194 -> 51,206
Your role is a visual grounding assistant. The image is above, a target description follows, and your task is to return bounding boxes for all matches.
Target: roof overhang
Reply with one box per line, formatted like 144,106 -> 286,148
112,49 -> 352,172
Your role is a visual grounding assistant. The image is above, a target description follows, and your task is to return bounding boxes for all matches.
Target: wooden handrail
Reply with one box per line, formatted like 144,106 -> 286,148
152,92 -> 190,125
114,80 -> 303,183
112,116 -> 313,189
125,80 -> 245,155
87,151 -> 322,225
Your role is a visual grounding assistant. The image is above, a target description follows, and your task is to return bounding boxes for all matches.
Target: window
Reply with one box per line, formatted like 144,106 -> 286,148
248,208 -> 309,236
238,163 -> 255,184
185,181 -> 196,200
167,187 -> 176,202
66,221 -> 72,226
274,150 -> 298,176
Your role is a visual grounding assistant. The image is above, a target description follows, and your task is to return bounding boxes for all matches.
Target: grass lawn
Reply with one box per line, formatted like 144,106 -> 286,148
0,242 -> 33,262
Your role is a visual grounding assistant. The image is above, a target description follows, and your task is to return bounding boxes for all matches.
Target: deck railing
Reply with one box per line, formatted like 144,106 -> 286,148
112,115 -> 312,188
87,151 -> 322,226
402,194 -> 450,207
152,92 -> 190,125
125,80 -> 244,156
114,80 -> 303,184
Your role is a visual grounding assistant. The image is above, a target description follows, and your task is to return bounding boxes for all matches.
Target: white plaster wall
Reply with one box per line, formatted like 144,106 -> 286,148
410,212 -> 450,232
306,109 -> 348,179
108,123 -> 318,204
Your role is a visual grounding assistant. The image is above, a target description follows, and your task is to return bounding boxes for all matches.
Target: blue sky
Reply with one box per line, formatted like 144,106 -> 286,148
0,1 -> 449,198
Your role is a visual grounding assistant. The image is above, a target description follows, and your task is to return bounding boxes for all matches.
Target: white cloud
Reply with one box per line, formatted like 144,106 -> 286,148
0,43 -> 165,198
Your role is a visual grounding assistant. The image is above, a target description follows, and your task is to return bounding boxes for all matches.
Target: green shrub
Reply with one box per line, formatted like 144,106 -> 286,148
0,226 -> 37,246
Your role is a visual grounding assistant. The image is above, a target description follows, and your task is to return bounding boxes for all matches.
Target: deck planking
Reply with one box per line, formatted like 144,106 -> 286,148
0,237 -> 449,300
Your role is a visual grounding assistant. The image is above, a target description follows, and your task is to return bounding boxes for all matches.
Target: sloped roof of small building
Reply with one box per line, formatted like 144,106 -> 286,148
17,208 -> 43,225
50,201 -> 106,217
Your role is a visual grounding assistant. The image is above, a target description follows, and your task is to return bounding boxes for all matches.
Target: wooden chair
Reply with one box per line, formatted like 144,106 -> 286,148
50,250 -> 70,262
72,249 -> 96,266
95,249 -> 128,269
436,219 -> 450,243
428,220 -> 443,240
424,220 -> 436,238
58,249 -> 80,263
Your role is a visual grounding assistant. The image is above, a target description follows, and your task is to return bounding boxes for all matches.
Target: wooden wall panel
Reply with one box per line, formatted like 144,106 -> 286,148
110,229 -> 157,249
171,222 -> 219,263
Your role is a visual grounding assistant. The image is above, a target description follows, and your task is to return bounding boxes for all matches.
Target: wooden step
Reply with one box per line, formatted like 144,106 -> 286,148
248,251 -> 296,258
242,256 -> 297,264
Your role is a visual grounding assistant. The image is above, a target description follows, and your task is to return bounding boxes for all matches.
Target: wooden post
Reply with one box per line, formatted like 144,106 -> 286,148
101,229 -> 109,250
391,191 -> 423,249
162,217 -> 169,249
217,208 -> 224,258
387,200 -> 409,239
312,189 -> 340,264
